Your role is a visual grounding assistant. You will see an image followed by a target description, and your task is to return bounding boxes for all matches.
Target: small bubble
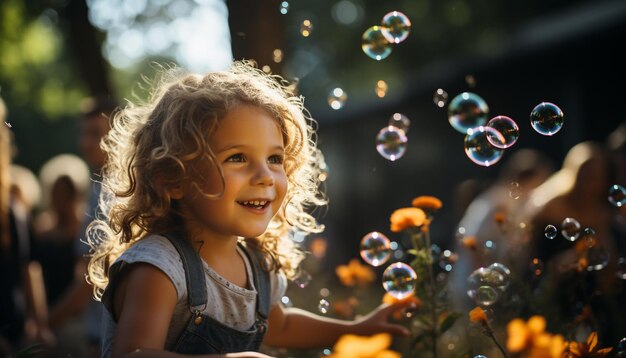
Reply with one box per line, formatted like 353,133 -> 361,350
581,227 -> 597,248
376,126 -> 407,161
433,88 -> 449,108
380,11 -> 411,44
318,299 -> 330,314
544,224 -> 558,239
388,113 -> 410,132
375,80 -> 388,98
561,217 -> 581,242
487,116 -> 519,149
293,270 -> 312,288
530,257 -> 544,277
448,92 -> 489,134
359,231 -> 392,267
465,75 -> 476,88
464,126 -> 504,167
530,102 -> 564,136
509,182 -> 521,199
327,87 -> 347,110
272,49 -> 283,63
300,19 -> 313,37
608,184 -> 626,207
279,1 -> 289,14
319,288 -> 330,297
617,258 -> 626,280
362,26 -> 392,61
382,262 -> 417,299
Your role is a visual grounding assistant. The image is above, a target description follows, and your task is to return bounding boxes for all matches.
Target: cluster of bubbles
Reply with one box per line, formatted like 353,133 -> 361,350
359,231 -> 418,299
362,11 -> 411,60
543,219 -> 612,272
444,91 -> 564,167
376,113 -> 410,161
467,263 -> 511,306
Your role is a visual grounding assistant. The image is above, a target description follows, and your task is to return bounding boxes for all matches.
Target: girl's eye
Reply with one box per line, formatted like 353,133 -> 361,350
225,154 -> 245,163
268,154 -> 284,164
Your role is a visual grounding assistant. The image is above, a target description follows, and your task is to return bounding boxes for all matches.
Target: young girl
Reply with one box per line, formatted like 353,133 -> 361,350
87,61 -> 412,358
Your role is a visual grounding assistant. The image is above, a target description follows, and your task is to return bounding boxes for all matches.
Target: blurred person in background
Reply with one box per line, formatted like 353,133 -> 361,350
523,140 -> 623,345
0,96 -> 53,355
448,148 -> 554,311
48,96 -> 118,356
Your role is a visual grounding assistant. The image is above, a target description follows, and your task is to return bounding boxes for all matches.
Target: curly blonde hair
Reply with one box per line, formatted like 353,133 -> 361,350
87,61 -> 327,299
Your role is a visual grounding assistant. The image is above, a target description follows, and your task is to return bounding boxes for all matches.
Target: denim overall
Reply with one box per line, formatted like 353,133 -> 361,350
161,233 -> 270,354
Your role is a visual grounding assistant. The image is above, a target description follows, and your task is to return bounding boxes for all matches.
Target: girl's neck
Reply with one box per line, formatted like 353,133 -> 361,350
187,229 -> 240,263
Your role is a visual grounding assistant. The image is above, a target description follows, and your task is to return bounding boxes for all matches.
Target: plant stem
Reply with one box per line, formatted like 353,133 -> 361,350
483,322 -> 509,358
425,232 -> 438,358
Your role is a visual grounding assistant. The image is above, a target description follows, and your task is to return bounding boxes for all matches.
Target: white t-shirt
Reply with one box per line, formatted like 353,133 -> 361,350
100,234 -> 287,357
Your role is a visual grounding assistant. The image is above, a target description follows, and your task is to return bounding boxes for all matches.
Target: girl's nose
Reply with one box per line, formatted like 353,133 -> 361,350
251,164 -> 275,186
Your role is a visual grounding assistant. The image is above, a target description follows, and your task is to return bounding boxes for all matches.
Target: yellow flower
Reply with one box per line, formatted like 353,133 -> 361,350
566,331 -> 613,357
469,306 -> 487,324
506,316 -> 566,358
390,207 -> 426,232
411,195 -> 442,215
328,333 -> 401,358
382,292 -> 422,320
335,259 -> 376,287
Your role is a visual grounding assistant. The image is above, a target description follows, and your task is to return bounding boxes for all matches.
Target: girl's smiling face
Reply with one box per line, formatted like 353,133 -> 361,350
178,105 -> 288,241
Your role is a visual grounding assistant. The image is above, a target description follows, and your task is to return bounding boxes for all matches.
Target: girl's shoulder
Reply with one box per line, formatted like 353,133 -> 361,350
110,234 -> 186,300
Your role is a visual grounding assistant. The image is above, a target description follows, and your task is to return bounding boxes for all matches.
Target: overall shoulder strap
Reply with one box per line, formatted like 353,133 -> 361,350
239,242 -> 271,320
161,232 -> 208,313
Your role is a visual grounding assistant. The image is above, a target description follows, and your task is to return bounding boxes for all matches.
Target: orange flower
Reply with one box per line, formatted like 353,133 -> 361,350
506,316 -> 566,357
309,237 -> 328,258
411,196 -> 442,215
390,207 -> 426,232
336,259 -> 376,287
328,333 -> 401,358
332,299 -> 356,319
469,306 -> 487,323
566,331 -> 613,357
460,236 -> 477,251
382,292 -> 422,320
493,212 -> 507,224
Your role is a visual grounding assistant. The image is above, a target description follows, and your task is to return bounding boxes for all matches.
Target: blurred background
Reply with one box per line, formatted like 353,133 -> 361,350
3,0 -> 625,264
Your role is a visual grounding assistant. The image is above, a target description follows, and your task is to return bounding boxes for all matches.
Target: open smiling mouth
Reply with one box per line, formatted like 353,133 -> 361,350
237,200 -> 270,210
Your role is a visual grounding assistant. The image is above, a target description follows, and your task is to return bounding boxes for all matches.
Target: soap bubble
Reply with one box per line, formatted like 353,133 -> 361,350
380,11 -> 411,44
433,88 -> 449,108
360,231 -> 392,267
464,126 -> 505,167
382,262 -> 417,299
530,102 -> 564,136
544,224 -> 558,240
448,92 -> 489,134
376,126 -> 407,161
328,87 -> 347,110
561,217 -> 581,242
487,115 -> 519,148
467,267 -> 505,306
362,26 -> 392,60
608,184 -> 626,207
388,113 -> 410,132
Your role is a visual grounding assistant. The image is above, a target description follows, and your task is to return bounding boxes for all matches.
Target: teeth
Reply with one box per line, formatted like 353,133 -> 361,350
240,200 -> 268,207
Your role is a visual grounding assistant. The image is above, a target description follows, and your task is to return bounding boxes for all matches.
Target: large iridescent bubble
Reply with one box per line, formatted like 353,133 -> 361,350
362,26 -> 392,61
380,11 -> 411,44
530,102 -> 564,136
448,92 -> 490,134
487,115 -> 519,148
464,126 -> 505,167
376,126 -> 407,161
382,262 -> 417,299
360,231 -> 392,267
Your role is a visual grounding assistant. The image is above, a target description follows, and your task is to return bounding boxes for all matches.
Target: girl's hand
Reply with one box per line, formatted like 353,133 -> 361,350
352,301 -> 414,337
